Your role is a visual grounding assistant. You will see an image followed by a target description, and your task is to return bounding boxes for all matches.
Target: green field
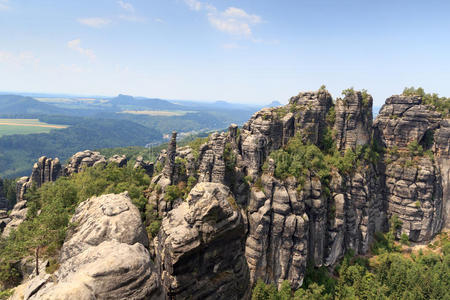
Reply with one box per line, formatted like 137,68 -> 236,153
0,119 -> 68,137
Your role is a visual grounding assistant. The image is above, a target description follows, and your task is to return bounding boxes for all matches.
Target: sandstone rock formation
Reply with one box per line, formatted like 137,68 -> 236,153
134,155 -> 154,177
1,200 -> 27,237
334,90 -> 373,151
64,150 -> 107,176
16,192 -> 161,300
155,182 -> 249,299
5,88 -> 450,299
148,88 -> 448,293
108,154 -> 128,167
374,95 -> 448,241
197,132 -> 226,183
16,156 -> 62,203
162,132 -> 177,184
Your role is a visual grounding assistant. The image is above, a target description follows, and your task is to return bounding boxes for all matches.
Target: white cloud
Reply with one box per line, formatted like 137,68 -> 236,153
184,0 -> 202,11
0,0 -> 10,11
67,39 -> 96,60
119,14 -> 146,23
183,1 -> 262,37
223,7 -> 261,24
78,17 -> 111,28
117,0 -> 134,13
154,18 -> 164,23
117,1 -> 146,23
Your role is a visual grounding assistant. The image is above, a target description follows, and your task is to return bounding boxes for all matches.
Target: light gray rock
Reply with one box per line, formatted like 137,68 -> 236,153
14,192 -> 162,300
64,150 -> 107,176
108,154 -> 127,167
60,192 -> 148,261
155,182 -> 249,299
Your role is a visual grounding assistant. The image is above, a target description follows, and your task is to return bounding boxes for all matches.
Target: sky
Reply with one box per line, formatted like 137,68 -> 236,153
0,0 -> 450,106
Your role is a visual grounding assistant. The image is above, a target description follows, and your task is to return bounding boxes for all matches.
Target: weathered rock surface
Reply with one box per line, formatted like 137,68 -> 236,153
60,192 -> 149,261
334,91 -> 373,151
64,150 -> 107,176
1,200 -> 27,237
16,156 -> 62,203
108,154 -> 128,167
155,182 -> 249,299
238,90 -> 332,177
15,192 -> 162,300
374,95 -> 441,148
197,132 -> 226,183
374,95 -> 448,241
245,174 -> 308,289
162,132 -> 177,184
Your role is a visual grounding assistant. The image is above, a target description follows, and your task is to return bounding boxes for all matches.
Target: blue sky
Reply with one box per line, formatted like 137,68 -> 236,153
0,0 -> 449,106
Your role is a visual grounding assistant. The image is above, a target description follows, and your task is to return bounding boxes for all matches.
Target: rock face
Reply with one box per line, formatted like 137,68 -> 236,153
64,150 -> 107,176
2,200 -> 28,237
155,182 -> 249,299
21,192 -> 162,300
16,156 -> 62,203
238,90 -> 332,177
60,192 -> 149,261
149,89 -> 448,294
197,132 -> 226,183
374,95 -> 448,241
162,132 -> 177,184
334,91 -> 373,151
108,154 -> 128,167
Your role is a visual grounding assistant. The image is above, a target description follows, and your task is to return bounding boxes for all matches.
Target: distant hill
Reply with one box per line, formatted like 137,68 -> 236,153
0,118 -> 162,178
265,100 -> 282,107
0,95 -> 65,115
109,94 -> 184,110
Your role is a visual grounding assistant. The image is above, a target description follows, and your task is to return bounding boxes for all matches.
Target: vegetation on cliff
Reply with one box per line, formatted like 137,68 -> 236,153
252,229 -> 450,300
402,87 -> 450,117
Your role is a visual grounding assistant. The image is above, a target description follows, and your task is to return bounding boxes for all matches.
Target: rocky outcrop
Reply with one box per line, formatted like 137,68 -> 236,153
1,200 -> 27,237
434,120 -> 450,228
374,95 -> 441,148
197,132 -> 226,183
162,132 -> 177,184
15,156 -> 62,203
134,155 -> 154,177
0,210 -> 10,232
64,150 -> 107,176
60,192 -> 149,261
245,172 -> 309,289
238,90 -> 332,177
374,95 -> 448,241
15,192 -> 162,300
155,182 -> 249,299
334,91 -> 373,151
108,154 -> 127,167
147,135 -> 198,216
147,88 -> 450,293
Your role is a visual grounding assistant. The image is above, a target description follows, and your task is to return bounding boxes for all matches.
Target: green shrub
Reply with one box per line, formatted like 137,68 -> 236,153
403,87 -> 450,117
164,185 -> 183,202
400,233 -> 410,245
407,141 -> 423,156
147,220 -> 161,238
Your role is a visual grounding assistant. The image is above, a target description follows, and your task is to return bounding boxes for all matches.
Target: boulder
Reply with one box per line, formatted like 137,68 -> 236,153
155,182 -> 249,299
